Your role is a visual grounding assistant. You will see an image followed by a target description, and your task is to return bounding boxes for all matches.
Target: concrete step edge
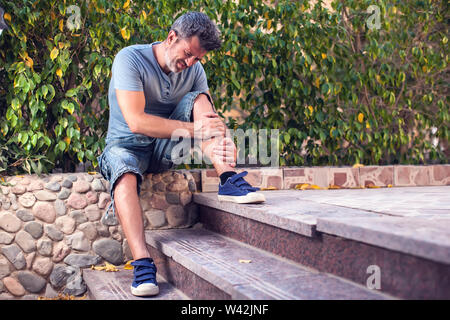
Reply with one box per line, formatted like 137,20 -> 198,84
145,228 -> 392,300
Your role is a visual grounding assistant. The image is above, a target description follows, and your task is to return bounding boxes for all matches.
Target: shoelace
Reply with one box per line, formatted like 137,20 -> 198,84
131,259 -> 157,284
228,171 -> 259,191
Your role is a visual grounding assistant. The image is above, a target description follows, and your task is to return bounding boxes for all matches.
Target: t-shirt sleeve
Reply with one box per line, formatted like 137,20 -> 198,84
111,48 -> 144,91
191,62 -> 209,93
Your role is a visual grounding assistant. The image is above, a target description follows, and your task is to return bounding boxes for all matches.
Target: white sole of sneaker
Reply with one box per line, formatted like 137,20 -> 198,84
218,192 -> 266,204
130,283 -> 159,297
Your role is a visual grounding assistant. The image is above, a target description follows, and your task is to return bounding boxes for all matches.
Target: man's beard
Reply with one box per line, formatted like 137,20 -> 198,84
164,50 -> 182,73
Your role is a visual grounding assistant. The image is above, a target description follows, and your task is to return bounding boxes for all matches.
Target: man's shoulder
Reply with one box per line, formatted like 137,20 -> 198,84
116,44 -> 152,58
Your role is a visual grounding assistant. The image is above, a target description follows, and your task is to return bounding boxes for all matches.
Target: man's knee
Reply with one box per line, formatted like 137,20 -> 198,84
192,93 -> 215,121
114,172 -> 138,194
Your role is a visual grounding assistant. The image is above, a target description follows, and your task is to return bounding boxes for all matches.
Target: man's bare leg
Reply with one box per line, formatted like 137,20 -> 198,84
113,173 -> 150,260
192,93 -> 234,173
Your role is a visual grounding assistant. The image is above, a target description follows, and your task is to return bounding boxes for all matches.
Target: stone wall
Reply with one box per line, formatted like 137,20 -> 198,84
0,170 -> 198,299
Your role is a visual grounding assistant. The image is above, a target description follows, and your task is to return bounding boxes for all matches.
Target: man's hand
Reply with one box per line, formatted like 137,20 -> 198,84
212,132 -> 237,167
194,112 -> 226,140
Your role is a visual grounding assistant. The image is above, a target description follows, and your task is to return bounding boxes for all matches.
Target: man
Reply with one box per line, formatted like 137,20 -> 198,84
97,12 -> 265,297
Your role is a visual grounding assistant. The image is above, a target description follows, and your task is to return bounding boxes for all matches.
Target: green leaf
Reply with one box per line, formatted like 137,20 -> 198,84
11,98 -> 20,111
65,88 -> 77,97
284,133 -> 290,144
58,141 -> 66,152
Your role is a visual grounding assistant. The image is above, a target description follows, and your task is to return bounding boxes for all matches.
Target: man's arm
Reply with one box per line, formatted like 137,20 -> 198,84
203,91 -> 237,167
116,89 -> 225,140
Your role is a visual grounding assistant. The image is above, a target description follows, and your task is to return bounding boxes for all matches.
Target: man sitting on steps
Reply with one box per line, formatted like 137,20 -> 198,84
97,12 -> 265,297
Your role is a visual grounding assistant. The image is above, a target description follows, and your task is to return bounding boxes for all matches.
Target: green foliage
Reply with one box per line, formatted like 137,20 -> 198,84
0,0 -> 448,175
210,0 -> 449,166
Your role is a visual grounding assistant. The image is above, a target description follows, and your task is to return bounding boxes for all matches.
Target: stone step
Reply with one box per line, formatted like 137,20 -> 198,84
144,227 -> 391,300
84,268 -> 189,300
193,187 -> 450,299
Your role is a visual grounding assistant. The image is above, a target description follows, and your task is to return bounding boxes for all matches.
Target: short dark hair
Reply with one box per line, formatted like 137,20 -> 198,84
170,11 -> 222,51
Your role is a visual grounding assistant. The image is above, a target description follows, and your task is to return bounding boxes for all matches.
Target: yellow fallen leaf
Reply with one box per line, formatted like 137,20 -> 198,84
367,185 -> 381,188
123,0 -> 130,10
260,186 -> 278,191
267,20 -> 272,29
387,184 -> 392,188
352,163 -> 365,168
4,13 -> 11,23
124,260 -> 134,270
87,171 -> 97,175
295,183 -> 308,190
91,262 -> 119,272
239,259 -> 252,264
59,19 -> 64,32
321,53 -> 327,60
295,183 -> 321,190
38,293 -> 87,300
328,185 -> 341,189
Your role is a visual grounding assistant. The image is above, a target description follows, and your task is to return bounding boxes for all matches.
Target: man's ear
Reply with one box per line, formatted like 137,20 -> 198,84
166,30 -> 178,46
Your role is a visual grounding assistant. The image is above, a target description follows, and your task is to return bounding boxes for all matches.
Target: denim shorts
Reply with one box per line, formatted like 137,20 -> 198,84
97,91 -> 211,217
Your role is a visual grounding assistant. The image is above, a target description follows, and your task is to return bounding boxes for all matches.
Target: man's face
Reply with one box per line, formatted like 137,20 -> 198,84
164,31 -> 207,73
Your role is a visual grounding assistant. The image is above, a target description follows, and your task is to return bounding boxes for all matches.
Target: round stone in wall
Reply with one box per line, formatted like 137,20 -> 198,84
24,221 -> 43,239
93,238 -> 123,265
32,202 -> 56,223
166,205 -> 187,227
0,212 -> 22,233
145,209 -> 166,228
17,271 -> 46,293
18,193 -> 36,208
1,244 -> 26,270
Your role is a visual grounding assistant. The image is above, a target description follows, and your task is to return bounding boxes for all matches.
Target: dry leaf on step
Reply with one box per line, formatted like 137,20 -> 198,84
124,260 -> 134,270
260,186 -> 278,191
91,262 -> 119,272
239,259 -> 252,263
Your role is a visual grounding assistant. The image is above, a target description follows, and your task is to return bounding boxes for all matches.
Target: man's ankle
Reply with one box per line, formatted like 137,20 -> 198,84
219,171 -> 236,185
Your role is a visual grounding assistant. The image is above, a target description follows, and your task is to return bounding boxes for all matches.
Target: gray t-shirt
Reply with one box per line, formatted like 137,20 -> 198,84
106,42 -> 209,142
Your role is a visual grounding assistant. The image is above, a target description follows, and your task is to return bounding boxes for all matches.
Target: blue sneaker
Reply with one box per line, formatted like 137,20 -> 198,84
218,171 -> 266,203
130,258 -> 159,296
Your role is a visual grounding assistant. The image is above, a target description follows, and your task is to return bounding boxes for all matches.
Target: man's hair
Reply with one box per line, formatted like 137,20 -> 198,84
170,11 -> 222,51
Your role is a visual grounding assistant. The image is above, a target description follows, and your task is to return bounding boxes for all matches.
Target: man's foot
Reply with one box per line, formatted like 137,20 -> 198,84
130,258 -> 159,296
218,171 -> 265,204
